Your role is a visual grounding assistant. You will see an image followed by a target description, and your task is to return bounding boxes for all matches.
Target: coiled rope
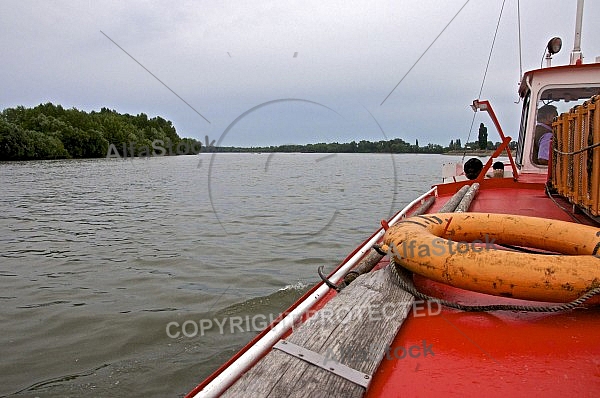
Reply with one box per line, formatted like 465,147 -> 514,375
389,259 -> 600,312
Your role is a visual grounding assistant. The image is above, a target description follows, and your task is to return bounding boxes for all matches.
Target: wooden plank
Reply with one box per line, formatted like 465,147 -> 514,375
342,249 -> 384,285
222,266 -> 414,397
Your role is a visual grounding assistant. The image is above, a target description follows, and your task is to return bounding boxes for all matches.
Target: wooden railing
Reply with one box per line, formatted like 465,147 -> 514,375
552,95 -> 600,216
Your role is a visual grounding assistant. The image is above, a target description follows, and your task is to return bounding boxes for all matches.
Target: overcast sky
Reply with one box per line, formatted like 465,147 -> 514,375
2,0 -> 599,147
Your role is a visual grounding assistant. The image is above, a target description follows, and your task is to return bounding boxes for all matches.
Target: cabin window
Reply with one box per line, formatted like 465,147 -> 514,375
530,85 -> 600,166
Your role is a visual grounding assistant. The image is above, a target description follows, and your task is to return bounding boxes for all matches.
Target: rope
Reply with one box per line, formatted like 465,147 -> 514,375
462,0 -> 506,162
380,0 -> 471,106
477,0 -> 506,101
389,259 -> 600,312
495,243 -> 557,255
553,141 -> 600,155
544,182 -> 583,224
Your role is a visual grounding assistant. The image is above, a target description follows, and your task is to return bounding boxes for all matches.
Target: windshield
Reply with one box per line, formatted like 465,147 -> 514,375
530,84 -> 600,166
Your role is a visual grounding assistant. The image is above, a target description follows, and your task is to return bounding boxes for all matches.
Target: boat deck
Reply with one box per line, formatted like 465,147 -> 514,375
365,177 -> 600,397
366,282 -> 600,397
433,175 -> 596,224
188,175 -> 600,397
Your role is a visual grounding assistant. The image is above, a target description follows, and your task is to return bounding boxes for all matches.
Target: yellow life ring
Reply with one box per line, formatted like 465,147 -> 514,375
381,213 -> 600,303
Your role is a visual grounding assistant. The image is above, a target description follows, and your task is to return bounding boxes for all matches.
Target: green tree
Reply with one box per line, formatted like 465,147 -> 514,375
0,102 -> 193,160
478,123 -> 488,150
0,119 -> 29,160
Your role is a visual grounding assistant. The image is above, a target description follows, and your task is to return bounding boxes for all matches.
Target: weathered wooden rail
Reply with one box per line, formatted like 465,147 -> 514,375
222,266 -> 414,397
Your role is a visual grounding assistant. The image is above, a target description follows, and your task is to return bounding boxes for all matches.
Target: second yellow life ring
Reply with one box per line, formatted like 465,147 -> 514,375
381,213 -> 600,303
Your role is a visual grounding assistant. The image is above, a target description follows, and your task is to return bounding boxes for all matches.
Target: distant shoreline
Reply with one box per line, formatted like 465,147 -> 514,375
443,150 -> 500,157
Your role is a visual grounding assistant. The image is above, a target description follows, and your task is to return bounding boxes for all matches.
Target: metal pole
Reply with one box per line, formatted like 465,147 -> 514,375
570,0 -> 584,64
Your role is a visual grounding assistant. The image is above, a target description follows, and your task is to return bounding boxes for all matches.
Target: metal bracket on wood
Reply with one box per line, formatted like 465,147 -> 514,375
318,266 -> 344,292
273,339 -> 371,389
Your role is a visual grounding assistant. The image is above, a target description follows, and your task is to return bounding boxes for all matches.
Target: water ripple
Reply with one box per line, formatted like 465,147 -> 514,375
0,154 -> 447,397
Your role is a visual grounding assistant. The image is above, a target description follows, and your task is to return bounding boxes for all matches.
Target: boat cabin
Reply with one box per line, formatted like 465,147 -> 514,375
516,62 -> 600,174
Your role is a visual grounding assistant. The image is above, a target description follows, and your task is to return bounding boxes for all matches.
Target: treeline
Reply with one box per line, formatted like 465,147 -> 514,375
207,139 -> 445,154
0,103 -> 512,161
0,103 -> 199,160
214,138 -> 515,154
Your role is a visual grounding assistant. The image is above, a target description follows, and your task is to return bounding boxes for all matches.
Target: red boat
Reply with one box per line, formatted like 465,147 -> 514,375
187,2 -> 600,397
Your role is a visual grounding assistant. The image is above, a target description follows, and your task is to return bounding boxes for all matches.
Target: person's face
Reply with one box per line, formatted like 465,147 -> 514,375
542,112 -> 557,124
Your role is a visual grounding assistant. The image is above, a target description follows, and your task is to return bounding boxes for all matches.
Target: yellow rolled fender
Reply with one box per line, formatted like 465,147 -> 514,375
381,213 -> 600,303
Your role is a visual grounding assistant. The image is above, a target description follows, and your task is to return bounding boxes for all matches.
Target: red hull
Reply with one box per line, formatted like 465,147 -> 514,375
368,273 -> 600,397
187,175 -> 600,397
371,177 -> 600,397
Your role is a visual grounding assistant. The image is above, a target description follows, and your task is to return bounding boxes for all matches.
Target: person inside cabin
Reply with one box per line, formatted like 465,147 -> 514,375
464,158 -> 483,180
533,104 -> 558,165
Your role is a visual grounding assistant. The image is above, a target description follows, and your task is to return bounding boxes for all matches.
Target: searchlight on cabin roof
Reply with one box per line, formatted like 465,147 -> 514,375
544,37 -> 562,67
542,0 -> 586,67
547,37 -> 562,55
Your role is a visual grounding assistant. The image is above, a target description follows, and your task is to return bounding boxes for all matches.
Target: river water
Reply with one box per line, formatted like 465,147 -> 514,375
0,153 -> 460,397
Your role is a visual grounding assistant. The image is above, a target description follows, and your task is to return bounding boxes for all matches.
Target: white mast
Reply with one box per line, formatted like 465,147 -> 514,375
570,0 -> 584,64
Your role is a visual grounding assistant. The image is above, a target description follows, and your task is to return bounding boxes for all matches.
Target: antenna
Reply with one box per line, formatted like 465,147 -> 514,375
570,0 -> 584,64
